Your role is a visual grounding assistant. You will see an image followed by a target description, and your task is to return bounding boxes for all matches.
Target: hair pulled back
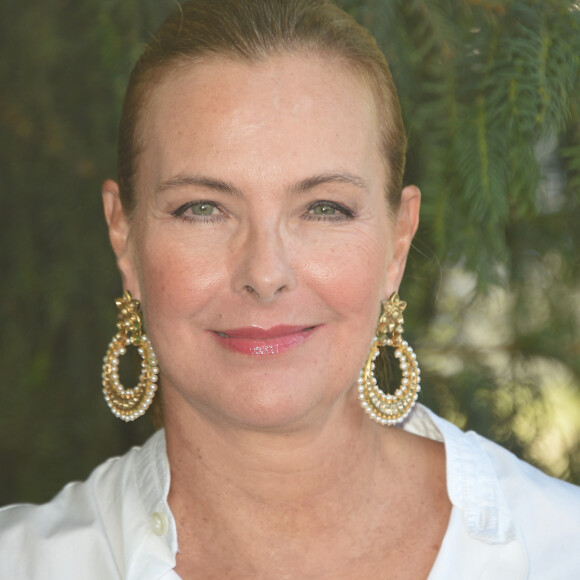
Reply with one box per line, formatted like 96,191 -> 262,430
117,0 -> 406,214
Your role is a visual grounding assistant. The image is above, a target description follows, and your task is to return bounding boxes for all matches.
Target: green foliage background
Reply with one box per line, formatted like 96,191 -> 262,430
1,0 -> 579,504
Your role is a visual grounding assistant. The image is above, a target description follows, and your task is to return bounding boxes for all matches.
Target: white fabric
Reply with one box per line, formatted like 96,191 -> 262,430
1,404 -> 579,579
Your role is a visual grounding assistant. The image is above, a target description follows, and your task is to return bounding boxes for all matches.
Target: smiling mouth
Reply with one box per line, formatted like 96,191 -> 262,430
215,325 -> 315,339
212,325 -> 318,355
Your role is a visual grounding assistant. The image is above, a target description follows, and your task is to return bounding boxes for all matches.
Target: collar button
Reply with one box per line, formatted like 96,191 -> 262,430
150,511 -> 168,536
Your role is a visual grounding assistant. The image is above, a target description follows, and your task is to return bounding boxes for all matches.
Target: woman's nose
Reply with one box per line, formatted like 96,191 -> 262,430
231,224 -> 297,302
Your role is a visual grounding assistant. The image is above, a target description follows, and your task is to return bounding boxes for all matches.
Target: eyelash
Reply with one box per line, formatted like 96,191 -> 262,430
171,199 -> 355,224
171,201 -> 225,223
303,200 -> 355,222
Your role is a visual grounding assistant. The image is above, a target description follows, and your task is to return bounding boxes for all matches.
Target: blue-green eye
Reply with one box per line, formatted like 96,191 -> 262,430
305,201 -> 354,221
311,203 -> 338,216
189,201 -> 216,216
172,200 -> 223,222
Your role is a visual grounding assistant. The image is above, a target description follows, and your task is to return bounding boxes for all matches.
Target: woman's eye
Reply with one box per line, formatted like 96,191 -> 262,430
312,204 -> 337,216
305,201 -> 354,221
189,201 -> 217,216
172,201 -> 223,222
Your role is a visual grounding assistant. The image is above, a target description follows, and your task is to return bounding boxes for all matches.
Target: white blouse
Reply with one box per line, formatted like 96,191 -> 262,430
1,405 -> 579,579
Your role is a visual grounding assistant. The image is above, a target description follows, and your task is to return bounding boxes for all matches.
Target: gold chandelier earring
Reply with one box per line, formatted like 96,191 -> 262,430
358,292 -> 421,425
102,290 -> 160,421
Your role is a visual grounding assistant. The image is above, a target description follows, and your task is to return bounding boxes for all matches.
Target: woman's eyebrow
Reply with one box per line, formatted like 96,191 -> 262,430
290,172 -> 370,194
156,171 -> 369,197
156,174 -> 243,197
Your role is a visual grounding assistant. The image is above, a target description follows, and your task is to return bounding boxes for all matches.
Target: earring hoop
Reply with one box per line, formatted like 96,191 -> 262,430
358,293 -> 421,425
102,291 -> 159,421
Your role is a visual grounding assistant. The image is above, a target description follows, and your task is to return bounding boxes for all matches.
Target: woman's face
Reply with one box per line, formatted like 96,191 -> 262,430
104,54 -> 420,431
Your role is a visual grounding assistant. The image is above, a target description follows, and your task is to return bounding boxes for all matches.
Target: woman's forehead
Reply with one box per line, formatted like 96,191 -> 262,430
137,55 -> 383,184
149,55 -> 374,121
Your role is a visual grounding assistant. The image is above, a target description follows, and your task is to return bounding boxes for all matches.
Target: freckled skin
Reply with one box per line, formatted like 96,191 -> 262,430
105,54 -> 418,431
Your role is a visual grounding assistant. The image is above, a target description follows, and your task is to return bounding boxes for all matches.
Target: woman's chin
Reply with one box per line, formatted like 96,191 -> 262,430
165,378 -> 342,434
221,398 -> 326,433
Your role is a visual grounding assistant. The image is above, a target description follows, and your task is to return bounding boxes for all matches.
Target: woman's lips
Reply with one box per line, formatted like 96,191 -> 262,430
212,325 -> 317,356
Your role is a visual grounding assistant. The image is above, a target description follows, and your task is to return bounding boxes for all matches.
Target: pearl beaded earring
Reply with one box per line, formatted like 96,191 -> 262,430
358,293 -> 421,425
102,291 -> 159,421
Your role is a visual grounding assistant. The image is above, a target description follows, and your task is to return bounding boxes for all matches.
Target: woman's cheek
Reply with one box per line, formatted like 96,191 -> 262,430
298,232 -> 389,310
138,232 -> 226,314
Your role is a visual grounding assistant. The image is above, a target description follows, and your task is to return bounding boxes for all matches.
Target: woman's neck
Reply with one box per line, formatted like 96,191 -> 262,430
162,387 -> 450,579
164,387 -> 388,512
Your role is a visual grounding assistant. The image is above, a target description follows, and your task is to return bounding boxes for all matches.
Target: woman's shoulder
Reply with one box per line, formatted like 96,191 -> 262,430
461,427 -> 580,577
469,426 -> 580,538
0,482 -> 119,578
407,404 -> 580,501
406,405 -> 580,577
0,429 -> 174,580
434,408 -> 580,514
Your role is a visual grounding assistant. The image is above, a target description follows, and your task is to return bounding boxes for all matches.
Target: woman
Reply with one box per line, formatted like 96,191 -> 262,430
1,1 -> 579,578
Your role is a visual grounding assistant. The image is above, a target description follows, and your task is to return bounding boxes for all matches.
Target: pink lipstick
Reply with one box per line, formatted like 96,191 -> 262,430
213,325 -> 317,356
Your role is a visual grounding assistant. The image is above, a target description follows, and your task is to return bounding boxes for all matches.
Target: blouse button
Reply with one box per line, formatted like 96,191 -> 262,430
150,512 -> 168,536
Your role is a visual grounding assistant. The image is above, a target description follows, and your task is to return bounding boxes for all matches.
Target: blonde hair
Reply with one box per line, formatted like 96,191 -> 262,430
117,0 -> 406,213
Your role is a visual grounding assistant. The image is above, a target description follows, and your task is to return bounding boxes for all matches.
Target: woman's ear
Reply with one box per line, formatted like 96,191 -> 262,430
102,179 -> 141,298
384,185 -> 421,296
